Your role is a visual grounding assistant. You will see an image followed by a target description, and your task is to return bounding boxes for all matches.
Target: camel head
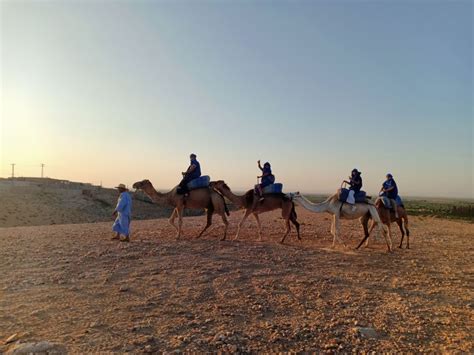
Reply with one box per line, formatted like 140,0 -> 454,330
286,192 -> 301,200
132,179 -> 153,191
211,180 -> 231,193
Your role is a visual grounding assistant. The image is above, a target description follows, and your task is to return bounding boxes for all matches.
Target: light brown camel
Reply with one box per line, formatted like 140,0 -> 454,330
211,180 -> 300,244
132,179 -> 229,240
357,197 -> 410,249
287,192 -> 392,252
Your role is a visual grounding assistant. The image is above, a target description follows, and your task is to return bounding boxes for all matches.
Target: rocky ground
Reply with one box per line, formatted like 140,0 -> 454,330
0,209 -> 472,353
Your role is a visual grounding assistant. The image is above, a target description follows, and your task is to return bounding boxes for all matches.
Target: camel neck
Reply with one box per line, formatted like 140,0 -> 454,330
144,187 -> 173,206
221,189 -> 246,208
295,195 -> 329,213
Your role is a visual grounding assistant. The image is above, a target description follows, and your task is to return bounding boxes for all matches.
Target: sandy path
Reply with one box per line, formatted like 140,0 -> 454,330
0,209 -> 472,352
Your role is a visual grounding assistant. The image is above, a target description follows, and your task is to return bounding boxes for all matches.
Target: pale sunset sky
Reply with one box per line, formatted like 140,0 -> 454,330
1,0 -> 472,198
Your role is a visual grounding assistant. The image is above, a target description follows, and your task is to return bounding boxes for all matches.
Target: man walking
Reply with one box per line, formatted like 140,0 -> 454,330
112,183 -> 132,242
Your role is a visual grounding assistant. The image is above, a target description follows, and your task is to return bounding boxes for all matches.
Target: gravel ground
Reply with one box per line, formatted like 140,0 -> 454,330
0,209 -> 472,353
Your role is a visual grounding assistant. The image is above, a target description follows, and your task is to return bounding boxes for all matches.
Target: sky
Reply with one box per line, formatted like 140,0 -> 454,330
1,0 -> 472,198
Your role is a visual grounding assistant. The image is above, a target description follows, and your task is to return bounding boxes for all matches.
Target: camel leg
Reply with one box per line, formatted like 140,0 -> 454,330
359,214 -> 371,247
397,219 -> 404,248
382,224 -> 392,252
280,218 -> 291,244
220,212 -> 229,241
330,218 -> 336,248
234,209 -> 251,241
168,208 -> 178,233
404,217 -> 410,249
331,215 -> 346,248
356,220 -> 375,249
196,208 -> 213,239
176,207 -> 184,240
290,215 -> 301,241
366,220 -> 377,247
253,213 -> 263,241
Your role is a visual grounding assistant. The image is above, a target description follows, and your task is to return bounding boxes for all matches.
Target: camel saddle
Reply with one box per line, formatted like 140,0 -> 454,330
337,188 -> 371,204
262,183 -> 283,194
379,195 -> 404,209
187,176 -> 211,191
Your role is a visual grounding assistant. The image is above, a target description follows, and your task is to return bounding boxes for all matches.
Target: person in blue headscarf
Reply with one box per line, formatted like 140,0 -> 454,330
112,183 -> 132,242
255,160 -> 275,200
177,153 -> 201,195
380,173 -> 399,218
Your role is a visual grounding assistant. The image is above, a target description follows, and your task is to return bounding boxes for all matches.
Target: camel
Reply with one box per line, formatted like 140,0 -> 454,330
132,179 -> 229,240
287,192 -> 392,252
211,180 -> 300,244
357,197 -> 410,249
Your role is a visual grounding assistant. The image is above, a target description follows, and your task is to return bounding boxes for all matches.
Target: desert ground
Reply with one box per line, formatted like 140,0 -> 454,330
1,208 -> 473,353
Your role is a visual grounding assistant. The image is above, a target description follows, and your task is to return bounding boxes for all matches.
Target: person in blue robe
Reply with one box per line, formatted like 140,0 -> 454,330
112,184 -> 132,242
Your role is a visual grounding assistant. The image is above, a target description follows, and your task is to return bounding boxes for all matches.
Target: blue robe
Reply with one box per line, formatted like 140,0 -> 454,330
113,191 -> 132,236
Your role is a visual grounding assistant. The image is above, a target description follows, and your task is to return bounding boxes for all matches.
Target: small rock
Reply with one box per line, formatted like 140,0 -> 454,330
228,344 -> 238,352
355,326 -> 380,339
6,341 -> 66,354
119,285 -> 130,292
144,345 -> 153,353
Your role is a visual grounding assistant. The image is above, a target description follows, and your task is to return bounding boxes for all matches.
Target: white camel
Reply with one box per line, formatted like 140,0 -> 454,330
287,192 -> 392,252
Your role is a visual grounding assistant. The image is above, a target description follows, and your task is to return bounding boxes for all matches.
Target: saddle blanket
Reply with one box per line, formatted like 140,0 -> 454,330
262,183 -> 283,194
381,196 -> 404,209
187,176 -> 210,190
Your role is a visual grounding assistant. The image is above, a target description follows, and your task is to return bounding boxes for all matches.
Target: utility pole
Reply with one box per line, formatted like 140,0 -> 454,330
41,163 -> 45,178
10,163 -> 15,179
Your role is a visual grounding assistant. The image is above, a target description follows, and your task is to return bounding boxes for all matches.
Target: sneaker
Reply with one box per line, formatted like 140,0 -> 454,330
111,234 -> 120,240
120,236 -> 130,242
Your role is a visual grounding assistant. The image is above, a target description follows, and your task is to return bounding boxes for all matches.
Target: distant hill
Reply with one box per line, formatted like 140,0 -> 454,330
0,177 -> 181,228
